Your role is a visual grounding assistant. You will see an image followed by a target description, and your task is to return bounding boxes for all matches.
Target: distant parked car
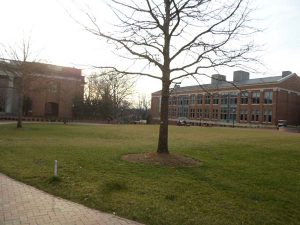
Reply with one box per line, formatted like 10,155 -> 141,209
176,117 -> 190,126
277,120 -> 287,128
134,120 -> 147,124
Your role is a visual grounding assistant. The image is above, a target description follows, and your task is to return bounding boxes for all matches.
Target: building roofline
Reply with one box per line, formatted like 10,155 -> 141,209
277,73 -> 298,83
0,59 -> 84,82
151,73 -> 299,96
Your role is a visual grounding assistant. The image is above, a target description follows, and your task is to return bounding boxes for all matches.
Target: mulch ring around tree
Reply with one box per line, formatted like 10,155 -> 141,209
122,152 -> 201,167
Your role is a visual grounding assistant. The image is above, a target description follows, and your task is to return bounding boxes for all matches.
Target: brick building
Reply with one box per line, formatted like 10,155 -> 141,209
0,60 -> 84,118
151,71 -> 300,126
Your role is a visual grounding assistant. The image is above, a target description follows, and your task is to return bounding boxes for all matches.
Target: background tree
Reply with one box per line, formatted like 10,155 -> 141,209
75,0 -> 260,153
0,37 -> 39,128
136,94 -> 151,122
73,70 -> 135,121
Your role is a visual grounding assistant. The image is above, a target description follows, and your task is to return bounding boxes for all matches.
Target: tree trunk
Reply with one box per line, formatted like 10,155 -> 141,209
157,81 -> 170,154
157,0 -> 171,154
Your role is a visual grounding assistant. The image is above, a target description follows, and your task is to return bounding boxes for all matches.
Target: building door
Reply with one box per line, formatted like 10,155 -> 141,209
45,102 -> 59,117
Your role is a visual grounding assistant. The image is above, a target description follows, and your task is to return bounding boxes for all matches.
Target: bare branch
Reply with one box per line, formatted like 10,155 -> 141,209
91,66 -> 162,81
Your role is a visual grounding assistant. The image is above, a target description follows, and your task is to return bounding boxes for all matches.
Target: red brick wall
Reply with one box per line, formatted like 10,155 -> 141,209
25,74 -> 84,118
277,75 -> 300,125
279,75 -> 300,92
276,90 -> 300,125
151,96 -> 160,118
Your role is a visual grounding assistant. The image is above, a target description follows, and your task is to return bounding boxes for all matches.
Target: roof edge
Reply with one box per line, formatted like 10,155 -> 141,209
278,73 -> 298,83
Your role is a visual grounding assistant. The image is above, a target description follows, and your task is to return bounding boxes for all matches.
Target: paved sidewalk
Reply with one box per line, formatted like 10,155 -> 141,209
0,173 -> 143,225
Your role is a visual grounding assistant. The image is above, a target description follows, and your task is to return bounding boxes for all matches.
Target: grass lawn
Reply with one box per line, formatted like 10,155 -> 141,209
0,123 -> 299,225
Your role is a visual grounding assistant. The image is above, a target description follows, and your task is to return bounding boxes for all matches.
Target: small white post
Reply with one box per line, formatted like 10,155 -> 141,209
54,160 -> 58,177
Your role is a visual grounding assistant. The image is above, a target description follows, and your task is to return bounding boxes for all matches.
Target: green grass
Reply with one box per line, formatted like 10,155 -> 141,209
0,123 -> 299,225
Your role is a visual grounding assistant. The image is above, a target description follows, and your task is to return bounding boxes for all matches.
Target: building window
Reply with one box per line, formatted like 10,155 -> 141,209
229,93 -> 238,105
173,108 -> 177,117
168,108 -> 177,117
178,96 -> 189,105
221,108 -> 228,120
172,97 -> 177,105
229,108 -> 237,121
204,109 -> 210,118
213,94 -> 219,105
49,83 -> 58,93
183,107 -> 188,117
205,95 -> 211,104
251,110 -> 260,122
196,108 -> 202,118
252,91 -> 260,104
240,110 -> 248,122
178,96 -> 183,105
264,110 -> 272,123
178,106 -> 188,117
190,108 -> 195,118
212,108 -> 219,119
197,94 -> 203,104
241,91 -> 248,104
169,98 -> 172,105
264,91 -> 273,104
190,95 -> 195,105
221,93 -> 228,105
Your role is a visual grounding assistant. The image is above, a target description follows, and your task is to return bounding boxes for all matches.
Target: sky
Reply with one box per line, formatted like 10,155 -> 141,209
0,0 -> 300,98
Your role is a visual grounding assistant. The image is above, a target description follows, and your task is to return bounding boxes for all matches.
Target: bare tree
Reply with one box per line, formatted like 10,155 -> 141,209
0,37 -> 39,128
138,94 -> 150,112
74,0 -> 260,153
86,70 -> 135,119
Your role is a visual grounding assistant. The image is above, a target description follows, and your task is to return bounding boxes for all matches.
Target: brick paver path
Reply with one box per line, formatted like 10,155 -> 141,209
0,173 -> 143,225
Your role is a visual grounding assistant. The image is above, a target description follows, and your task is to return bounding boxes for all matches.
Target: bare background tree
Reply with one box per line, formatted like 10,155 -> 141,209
73,0 -> 260,153
73,70 -> 135,121
136,94 -> 151,121
98,71 -> 135,119
0,37 -> 39,128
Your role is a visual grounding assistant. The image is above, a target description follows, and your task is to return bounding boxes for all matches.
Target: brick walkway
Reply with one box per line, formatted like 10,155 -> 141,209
0,173 -> 143,225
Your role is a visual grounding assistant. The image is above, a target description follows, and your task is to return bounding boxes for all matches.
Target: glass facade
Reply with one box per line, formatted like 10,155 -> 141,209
178,106 -> 188,117
178,95 -> 189,105
166,88 -> 276,125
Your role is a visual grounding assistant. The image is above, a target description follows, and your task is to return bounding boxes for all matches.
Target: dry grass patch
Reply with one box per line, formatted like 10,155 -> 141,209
122,152 -> 201,167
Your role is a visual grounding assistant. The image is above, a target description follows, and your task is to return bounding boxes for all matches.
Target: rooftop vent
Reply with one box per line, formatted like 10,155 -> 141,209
282,71 -> 292,77
211,74 -> 226,85
174,84 -> 180,89
233,71 -> 250,82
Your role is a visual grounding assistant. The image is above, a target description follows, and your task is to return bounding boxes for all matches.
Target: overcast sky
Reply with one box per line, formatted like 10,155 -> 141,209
0,0 -> 300,97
